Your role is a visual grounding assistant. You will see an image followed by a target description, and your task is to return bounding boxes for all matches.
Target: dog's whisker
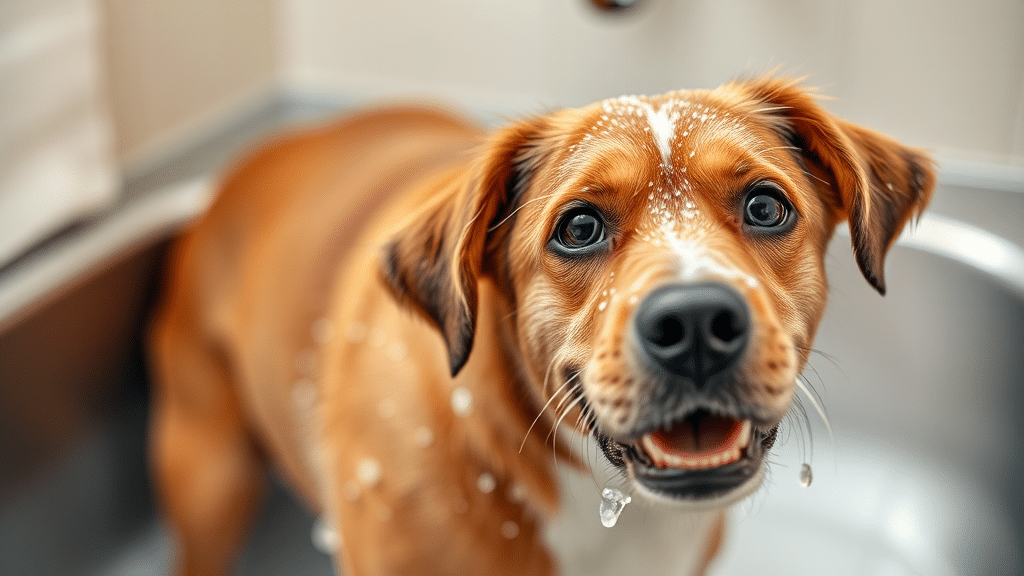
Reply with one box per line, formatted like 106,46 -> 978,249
487,192 -> 558,232
549,393 -> 585,465
787,393 -> 814,463
800,167 -> 831,186
546,391 -> 581,470
554,378 -> 582,414
750,145 -> 801,162
796,371 -> 829,425
519,377 -> 575,454
752,104 -> 793,115
796,345 -> 844,371
545,379 -> 583,444
799,359 -> 826,391
546,383 -> 583,442
794,376 -> 834,445
540,354 -> 560,397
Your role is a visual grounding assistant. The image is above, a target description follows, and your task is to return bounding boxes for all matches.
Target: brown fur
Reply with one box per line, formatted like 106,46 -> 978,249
149,78 -> 933,575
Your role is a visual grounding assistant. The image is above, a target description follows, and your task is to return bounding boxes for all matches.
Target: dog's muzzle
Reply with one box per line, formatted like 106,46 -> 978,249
596,281 -> 777,503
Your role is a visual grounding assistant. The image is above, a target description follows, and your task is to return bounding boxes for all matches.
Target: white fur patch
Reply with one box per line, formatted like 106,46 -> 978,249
544,436 -> 722,576
646,105 -> 679,166
659,224 -> 760,289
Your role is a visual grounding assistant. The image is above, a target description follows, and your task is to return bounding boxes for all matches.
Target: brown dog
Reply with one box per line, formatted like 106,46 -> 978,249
148,77 -> 934,575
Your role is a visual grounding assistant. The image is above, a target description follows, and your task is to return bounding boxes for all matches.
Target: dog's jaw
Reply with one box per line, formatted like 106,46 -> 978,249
628,460 -> 767,510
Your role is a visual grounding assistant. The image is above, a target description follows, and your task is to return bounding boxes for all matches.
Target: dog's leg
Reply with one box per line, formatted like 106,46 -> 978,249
150,316 -> 267,576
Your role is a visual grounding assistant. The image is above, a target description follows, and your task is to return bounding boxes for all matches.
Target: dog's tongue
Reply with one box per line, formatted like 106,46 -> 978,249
641,411 -> 751,469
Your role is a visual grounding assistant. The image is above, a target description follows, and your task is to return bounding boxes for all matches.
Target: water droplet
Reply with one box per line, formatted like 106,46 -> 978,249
799,463 -> 813,487
357,458 -> 382,486
477,472 -> 496,494
413,426 -> 434,447
501,520 -> 520,539
451,387 -> 474,417
311,515 -> 339,554
599,487 -> 631,528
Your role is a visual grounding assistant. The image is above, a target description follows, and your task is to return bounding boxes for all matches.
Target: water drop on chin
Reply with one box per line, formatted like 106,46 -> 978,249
599,487 -> 631,528
799,462 -> 813,488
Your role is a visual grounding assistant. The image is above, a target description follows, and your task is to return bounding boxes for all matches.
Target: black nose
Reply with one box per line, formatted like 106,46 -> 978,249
634,282 -> 750,387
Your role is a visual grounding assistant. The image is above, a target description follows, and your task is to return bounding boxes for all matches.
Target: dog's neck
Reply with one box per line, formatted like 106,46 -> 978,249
450,278 -> 588,516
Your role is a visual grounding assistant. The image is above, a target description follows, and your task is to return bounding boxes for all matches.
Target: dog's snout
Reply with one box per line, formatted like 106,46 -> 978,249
634,282 -> 750,387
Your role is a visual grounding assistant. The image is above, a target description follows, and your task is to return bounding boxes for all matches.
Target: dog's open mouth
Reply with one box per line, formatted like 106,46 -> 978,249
596,409 -> 777,504
640,411 -> 752,469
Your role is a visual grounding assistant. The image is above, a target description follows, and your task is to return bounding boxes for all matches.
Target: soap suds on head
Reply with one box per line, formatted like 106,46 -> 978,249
646,105 -> 678,166
564,94 -> 764,293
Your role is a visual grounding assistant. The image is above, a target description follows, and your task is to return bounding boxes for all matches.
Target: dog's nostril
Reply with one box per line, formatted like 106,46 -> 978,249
648,316 -> 685,349
709,310 -> 743,344
634,282 -> 750,385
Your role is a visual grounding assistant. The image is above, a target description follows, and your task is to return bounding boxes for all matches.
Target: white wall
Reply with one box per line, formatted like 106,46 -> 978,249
275,0 -> 1024,165
4,0 -> 1021,274
100,0 -> 278,170
0,0 -> 118,264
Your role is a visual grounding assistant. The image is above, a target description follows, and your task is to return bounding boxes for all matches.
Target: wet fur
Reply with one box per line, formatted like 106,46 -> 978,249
149,77 -> 933,576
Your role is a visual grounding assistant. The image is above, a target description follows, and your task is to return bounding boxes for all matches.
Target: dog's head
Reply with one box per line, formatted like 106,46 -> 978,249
383,78 -> 934,507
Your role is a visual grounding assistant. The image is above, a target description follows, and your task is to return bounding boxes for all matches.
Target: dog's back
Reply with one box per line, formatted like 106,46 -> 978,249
148,107 -> 483,570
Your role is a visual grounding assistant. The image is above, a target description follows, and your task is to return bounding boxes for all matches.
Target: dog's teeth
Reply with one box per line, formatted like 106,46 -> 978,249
737,420 -> 752,449
639,419 -> 752,470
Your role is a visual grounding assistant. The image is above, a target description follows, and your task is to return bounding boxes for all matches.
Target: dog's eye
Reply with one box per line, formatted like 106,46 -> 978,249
550,208 -> 607,255
563,212 -> 602,246
743,184 -> 791,229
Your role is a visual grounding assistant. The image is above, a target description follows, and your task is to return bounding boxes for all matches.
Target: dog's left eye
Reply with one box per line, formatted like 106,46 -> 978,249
550,207 -> 607,255
743,183 -> 792,230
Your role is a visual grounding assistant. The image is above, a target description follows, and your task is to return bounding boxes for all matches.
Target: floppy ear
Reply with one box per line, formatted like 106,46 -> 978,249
735,77 -> 936,295
381,119 -> 544,376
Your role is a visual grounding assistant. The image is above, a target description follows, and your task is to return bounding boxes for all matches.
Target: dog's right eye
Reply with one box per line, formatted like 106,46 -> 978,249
550,208 -> 608,256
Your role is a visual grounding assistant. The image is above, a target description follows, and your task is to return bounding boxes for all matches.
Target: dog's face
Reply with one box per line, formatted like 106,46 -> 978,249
384,78 -> 933,507
504,90 -> 832,507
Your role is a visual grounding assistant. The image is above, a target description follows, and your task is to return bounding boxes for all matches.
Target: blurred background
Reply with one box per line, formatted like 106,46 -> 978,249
1,0 -> 1022,574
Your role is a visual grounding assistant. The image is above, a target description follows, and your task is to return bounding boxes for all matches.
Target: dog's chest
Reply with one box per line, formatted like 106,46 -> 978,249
543,444 -> 720,576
